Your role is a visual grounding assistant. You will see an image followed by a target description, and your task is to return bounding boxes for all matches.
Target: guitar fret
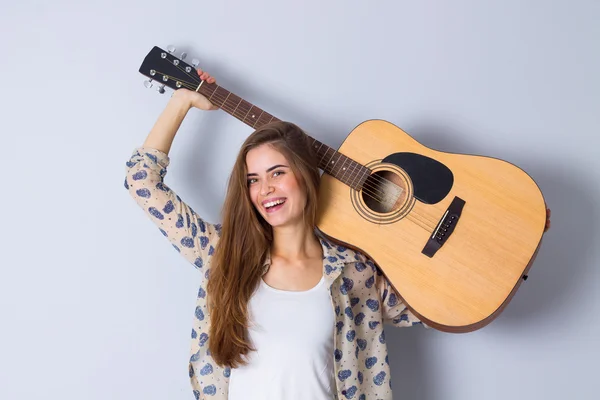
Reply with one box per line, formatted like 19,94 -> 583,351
349,159 -> 358,189
232,98 -> 245,119
331,152 -> 342,178
344,159 -> 354,186
339,157 -> 348,182
346,161 -> 353,187
242,103 -> 253,123
358,165 -> 369,188
234,100 -> 250,121
348,160 -> 359,189
225,94 -> 240,116
208,88 -> 217,101
212,86 -> 225,106
337,154 -> 348,184
338,152 -> 349,184
323,149 -> 332,174
231,97 -> 243,116
245,105 -> 259,125
222,91 -> 232,110
215,87 -> 229,108
315,142 -> 325,167
352,163 -> 361,188
320,147 -> 331,171
261,112 -> 274,127
255,111 -> 265,128
257,112 -> 268,127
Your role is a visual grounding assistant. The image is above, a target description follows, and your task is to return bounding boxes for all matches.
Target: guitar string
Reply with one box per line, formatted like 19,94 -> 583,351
195,81 -> 438,226
154,72 -> 440,231
160,62 -> 413,204
152,72 -> 440,232
157,63 -> 422,210
153,70 -> 401,206
151,69 -> 439,231
150,59 -> 441,232
195,84 -> 435,223
197,80 -> 440,230
161,58 -> 428,220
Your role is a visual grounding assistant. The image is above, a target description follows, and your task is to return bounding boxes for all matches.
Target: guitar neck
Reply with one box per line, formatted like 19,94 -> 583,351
195,82 -> 369,190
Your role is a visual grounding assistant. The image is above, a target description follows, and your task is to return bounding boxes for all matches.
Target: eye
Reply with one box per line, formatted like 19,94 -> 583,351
247,178 -> 257,185
273,170 -> 285,177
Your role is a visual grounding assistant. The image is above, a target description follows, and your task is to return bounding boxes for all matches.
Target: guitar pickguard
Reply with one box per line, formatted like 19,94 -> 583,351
382,153 -> 453,205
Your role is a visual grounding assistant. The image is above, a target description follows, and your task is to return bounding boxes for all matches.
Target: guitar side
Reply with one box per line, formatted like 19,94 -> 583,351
316,119 -> 547,332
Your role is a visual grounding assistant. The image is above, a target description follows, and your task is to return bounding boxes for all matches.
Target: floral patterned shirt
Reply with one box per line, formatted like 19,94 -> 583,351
125,146 -> 426,400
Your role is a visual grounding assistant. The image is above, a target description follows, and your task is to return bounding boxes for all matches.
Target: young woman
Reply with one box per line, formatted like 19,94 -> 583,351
124,69 -> 550,400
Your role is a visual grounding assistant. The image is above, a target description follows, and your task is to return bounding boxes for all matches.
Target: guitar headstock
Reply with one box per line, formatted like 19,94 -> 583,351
139,45 -> 202,94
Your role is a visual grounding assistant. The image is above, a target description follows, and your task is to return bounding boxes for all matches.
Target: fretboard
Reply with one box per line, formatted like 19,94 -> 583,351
196,82 -> 370,190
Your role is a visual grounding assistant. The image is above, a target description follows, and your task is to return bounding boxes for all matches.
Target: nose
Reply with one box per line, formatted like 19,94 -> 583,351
260,181 -> 274,196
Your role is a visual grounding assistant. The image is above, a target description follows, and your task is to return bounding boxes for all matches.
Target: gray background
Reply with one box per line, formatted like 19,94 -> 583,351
1,0 -> 598,399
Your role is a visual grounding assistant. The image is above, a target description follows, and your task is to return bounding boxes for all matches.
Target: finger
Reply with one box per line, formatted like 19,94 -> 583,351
208,77 -> 216,83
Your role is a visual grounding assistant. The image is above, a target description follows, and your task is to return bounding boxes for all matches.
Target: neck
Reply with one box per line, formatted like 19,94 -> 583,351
194,82 -> 371,190
271,225 -> 322,262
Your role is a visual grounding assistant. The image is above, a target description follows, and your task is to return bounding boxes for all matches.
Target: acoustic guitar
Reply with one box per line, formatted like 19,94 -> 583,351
138,45 -> 547,333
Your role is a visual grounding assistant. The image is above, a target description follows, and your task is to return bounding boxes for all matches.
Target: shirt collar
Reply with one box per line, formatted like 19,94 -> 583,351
261,233 -> 357,276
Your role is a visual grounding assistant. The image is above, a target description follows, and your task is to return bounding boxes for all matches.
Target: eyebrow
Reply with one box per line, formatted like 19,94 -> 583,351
247,164 -> 289,177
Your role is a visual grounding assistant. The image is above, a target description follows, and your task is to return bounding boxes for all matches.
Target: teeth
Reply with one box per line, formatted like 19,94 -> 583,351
265,199 -> 285,208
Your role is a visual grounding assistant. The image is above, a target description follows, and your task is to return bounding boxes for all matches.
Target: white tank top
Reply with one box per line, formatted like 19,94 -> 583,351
228,275 -> 335,399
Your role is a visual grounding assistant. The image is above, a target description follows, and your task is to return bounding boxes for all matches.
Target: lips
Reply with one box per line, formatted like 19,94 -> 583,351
262,197 -> 287,213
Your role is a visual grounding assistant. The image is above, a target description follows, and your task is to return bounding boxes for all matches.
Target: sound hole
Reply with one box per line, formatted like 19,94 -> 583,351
361,170 -> 408,213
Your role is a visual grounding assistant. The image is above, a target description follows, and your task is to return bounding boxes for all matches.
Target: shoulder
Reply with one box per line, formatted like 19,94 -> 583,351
319,235 -> 362,263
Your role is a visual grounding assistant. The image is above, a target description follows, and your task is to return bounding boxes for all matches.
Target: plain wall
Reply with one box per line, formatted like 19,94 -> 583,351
1,0 -> 598,399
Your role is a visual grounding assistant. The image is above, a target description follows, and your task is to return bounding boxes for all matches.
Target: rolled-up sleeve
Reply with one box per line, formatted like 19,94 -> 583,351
375,267 -> 427,328
124,147 -> 221,271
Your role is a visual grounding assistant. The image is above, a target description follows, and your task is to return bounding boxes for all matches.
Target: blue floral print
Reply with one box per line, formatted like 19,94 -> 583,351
125,147 -> 426,399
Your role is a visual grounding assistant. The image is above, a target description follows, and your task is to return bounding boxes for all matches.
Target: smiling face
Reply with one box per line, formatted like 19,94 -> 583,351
246,143 -> 307,228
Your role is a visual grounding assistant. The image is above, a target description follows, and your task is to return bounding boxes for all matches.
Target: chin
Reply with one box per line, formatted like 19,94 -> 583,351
264,217 -> 288,228
265,215 -> 303,229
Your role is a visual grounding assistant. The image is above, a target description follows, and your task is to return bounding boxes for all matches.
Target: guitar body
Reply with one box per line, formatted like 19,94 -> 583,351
316,119 -> 546,332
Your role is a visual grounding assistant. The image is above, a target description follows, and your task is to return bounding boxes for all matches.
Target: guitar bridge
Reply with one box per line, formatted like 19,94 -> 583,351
422,196 -> 465,257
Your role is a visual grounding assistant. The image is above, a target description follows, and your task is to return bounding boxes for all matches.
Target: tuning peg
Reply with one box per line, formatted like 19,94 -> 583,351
180,52 -> 187,60
191,58 -> 200,68
144,79 -> 153,88
157,84 -> 166,94
167,45 -> 176,54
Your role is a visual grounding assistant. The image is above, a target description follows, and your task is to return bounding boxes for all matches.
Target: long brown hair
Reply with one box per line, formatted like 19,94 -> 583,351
206,121 -> 321,368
